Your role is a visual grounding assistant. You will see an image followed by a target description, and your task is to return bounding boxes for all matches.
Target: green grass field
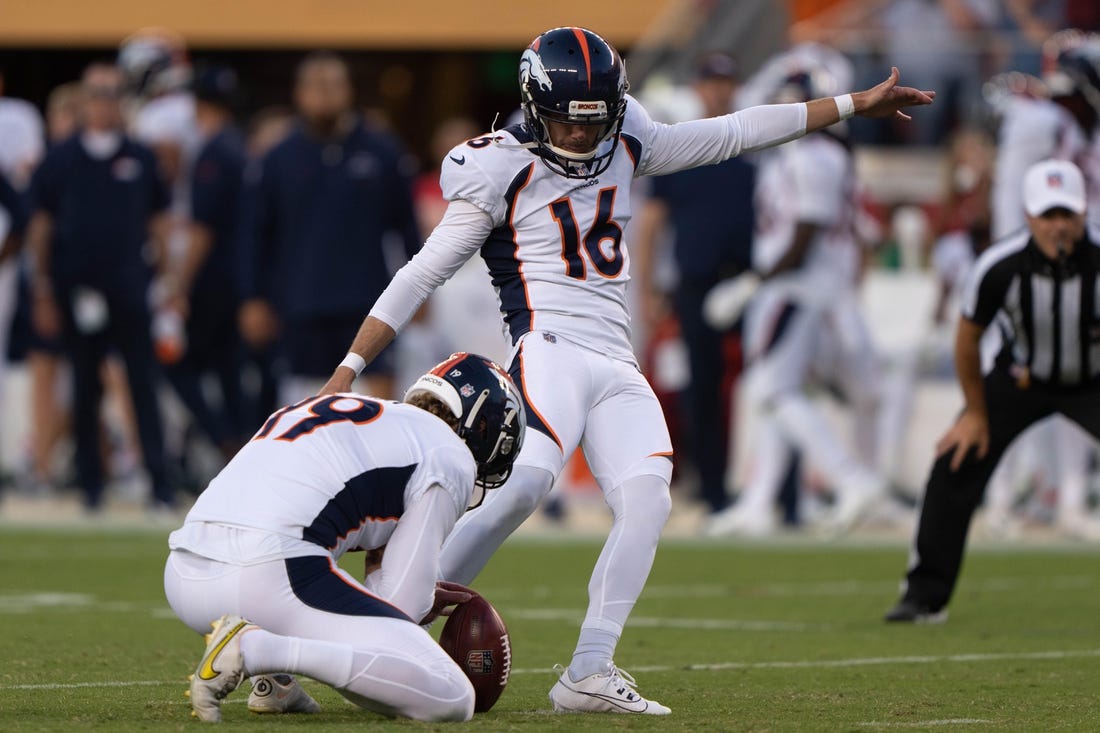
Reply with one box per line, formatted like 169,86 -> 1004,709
1,527 -> 1097,731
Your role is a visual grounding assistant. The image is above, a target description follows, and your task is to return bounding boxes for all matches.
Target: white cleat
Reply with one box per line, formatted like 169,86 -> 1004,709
247,674 -> 322,714
705,506 -> 778,538
548,664 -> 670,715
820,477 -> 884,538
188,615 -> 256,722
1058,516 -> 1100,542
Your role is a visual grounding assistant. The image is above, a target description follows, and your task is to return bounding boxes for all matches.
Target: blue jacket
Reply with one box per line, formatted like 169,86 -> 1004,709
241,117 -> 420,319
30,133 -> 168,296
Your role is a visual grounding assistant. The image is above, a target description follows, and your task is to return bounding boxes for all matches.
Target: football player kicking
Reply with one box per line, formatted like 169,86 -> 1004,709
164,353 -> 524,722
321,26 -> 934,715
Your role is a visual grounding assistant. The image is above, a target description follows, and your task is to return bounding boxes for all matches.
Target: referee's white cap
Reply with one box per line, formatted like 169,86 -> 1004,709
1024,158 -> 1087,217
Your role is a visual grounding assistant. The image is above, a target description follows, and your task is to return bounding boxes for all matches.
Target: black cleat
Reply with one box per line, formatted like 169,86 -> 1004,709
884,598 -> 948,624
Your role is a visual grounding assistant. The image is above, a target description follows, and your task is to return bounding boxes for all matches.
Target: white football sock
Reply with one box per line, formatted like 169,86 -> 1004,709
737,415 -> 790,518
568,629 -> 618,681
569,471 -> 670,680
240,628 -> 354,687
772,392 -> 881,495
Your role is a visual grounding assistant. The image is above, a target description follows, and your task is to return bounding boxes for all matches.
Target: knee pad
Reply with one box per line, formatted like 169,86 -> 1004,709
607,470 -> 672,529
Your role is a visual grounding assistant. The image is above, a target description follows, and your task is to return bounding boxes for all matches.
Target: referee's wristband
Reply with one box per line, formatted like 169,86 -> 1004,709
833,94 -> 855,120
339,352 -> 367,376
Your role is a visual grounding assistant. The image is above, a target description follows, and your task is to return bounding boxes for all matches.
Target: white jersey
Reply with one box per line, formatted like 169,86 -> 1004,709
752,132 -> 857,304
0,97 -> 45,187
1082,125 -> 1100,228
369,95 -> 810,365
132,91 -> 200,217
992,96 -> 1086,240
170,395 -> 476,564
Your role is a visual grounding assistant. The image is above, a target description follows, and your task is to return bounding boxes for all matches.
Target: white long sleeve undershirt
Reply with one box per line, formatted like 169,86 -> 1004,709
368,101 -> 810,336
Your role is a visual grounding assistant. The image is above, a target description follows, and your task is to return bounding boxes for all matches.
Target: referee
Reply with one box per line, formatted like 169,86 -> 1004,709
886,159 -> 1100,623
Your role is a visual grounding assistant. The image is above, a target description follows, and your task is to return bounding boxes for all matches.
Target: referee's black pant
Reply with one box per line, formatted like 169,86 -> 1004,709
902,367 -> 1100,611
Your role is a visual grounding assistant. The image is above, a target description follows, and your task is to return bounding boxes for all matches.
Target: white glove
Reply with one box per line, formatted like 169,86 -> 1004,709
703,271 -> 761,330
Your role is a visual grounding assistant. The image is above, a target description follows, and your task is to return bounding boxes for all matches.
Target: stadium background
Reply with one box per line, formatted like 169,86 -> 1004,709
0,0 -> 1095,530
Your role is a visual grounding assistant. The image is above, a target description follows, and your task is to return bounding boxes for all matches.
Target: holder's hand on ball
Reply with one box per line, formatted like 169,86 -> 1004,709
421,581 -> 476,625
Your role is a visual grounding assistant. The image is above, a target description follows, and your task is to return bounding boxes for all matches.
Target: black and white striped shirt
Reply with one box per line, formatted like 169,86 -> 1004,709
962,224 -> 1100,388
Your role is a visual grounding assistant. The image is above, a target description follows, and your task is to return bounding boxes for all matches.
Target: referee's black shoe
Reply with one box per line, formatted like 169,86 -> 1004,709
884,598 -> 948,624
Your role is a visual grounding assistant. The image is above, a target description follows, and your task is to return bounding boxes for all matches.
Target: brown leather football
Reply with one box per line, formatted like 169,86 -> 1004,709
438,593 -> 511,713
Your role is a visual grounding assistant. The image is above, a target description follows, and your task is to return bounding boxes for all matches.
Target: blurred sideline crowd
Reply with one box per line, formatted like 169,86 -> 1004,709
0,2 -> 1098,541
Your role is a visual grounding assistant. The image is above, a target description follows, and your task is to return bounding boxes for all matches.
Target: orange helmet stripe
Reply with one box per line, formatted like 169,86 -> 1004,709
430,352 -> 470,379
571,27 -> 592,89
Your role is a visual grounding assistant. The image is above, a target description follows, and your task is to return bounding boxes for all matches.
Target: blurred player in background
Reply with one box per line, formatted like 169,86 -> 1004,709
118,28 -> 215,487
157,64 -> 247,458
240,52 -> 421,405
0,67 -> 45,476
707,62 -> 885,537
0,67 -> 46,190
633,52 -> 755,518
118,28 -> 197,206
321,25 -> 933,713
165,353 -> 524,722
0,172 -> 28,365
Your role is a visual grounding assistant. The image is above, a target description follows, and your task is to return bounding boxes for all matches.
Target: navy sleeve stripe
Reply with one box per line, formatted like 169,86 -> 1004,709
481,162 -> 537,343
620,133 -> 642,171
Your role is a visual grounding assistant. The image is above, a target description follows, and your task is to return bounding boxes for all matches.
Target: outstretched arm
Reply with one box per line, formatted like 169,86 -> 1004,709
319,199 -> 492,395
319,315 -> 398,394
640,67 -> 935,176
806,66 -> 935,132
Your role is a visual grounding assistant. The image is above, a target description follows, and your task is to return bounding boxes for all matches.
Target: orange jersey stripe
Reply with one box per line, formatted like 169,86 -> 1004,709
518,344 -> 563,451
509,164 -> 538,332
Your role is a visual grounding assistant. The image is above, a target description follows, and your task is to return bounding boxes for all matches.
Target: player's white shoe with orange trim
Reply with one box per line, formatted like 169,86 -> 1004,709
247,674 -> 322,714
187,614 -> 255,722
548,663 -> 671,715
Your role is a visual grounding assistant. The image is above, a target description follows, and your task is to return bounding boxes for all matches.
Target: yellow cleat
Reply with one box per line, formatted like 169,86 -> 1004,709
188,614 -> 257,722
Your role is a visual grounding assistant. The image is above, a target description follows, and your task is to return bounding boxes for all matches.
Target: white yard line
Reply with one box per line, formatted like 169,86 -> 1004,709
4,648 -> 1098,691
508,607 -> 828,632
857,720 -> 993,728
642,574 -> 1094,599
0,680 -> 176,690
509,647 -> 1100,675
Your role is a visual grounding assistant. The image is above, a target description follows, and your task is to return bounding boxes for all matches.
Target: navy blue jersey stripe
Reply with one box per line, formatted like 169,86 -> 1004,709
621,133 -> 642,171
302,464 -> 415,550
284,555 -> 412,621
764,302 -> 798,356
507,343 -> 562,449
504,123 -> 533,144
481,162 -> 537,343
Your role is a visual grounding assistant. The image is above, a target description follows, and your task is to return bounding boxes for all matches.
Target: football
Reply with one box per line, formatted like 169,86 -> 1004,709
438,592 -> 511,713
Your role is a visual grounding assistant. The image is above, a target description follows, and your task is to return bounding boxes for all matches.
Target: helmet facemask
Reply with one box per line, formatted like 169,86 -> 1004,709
521,88 -> 626,179
517,28 -> 629,179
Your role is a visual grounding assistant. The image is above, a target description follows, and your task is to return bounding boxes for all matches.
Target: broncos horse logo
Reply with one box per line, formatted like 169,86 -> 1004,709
519,48 -> 553,92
